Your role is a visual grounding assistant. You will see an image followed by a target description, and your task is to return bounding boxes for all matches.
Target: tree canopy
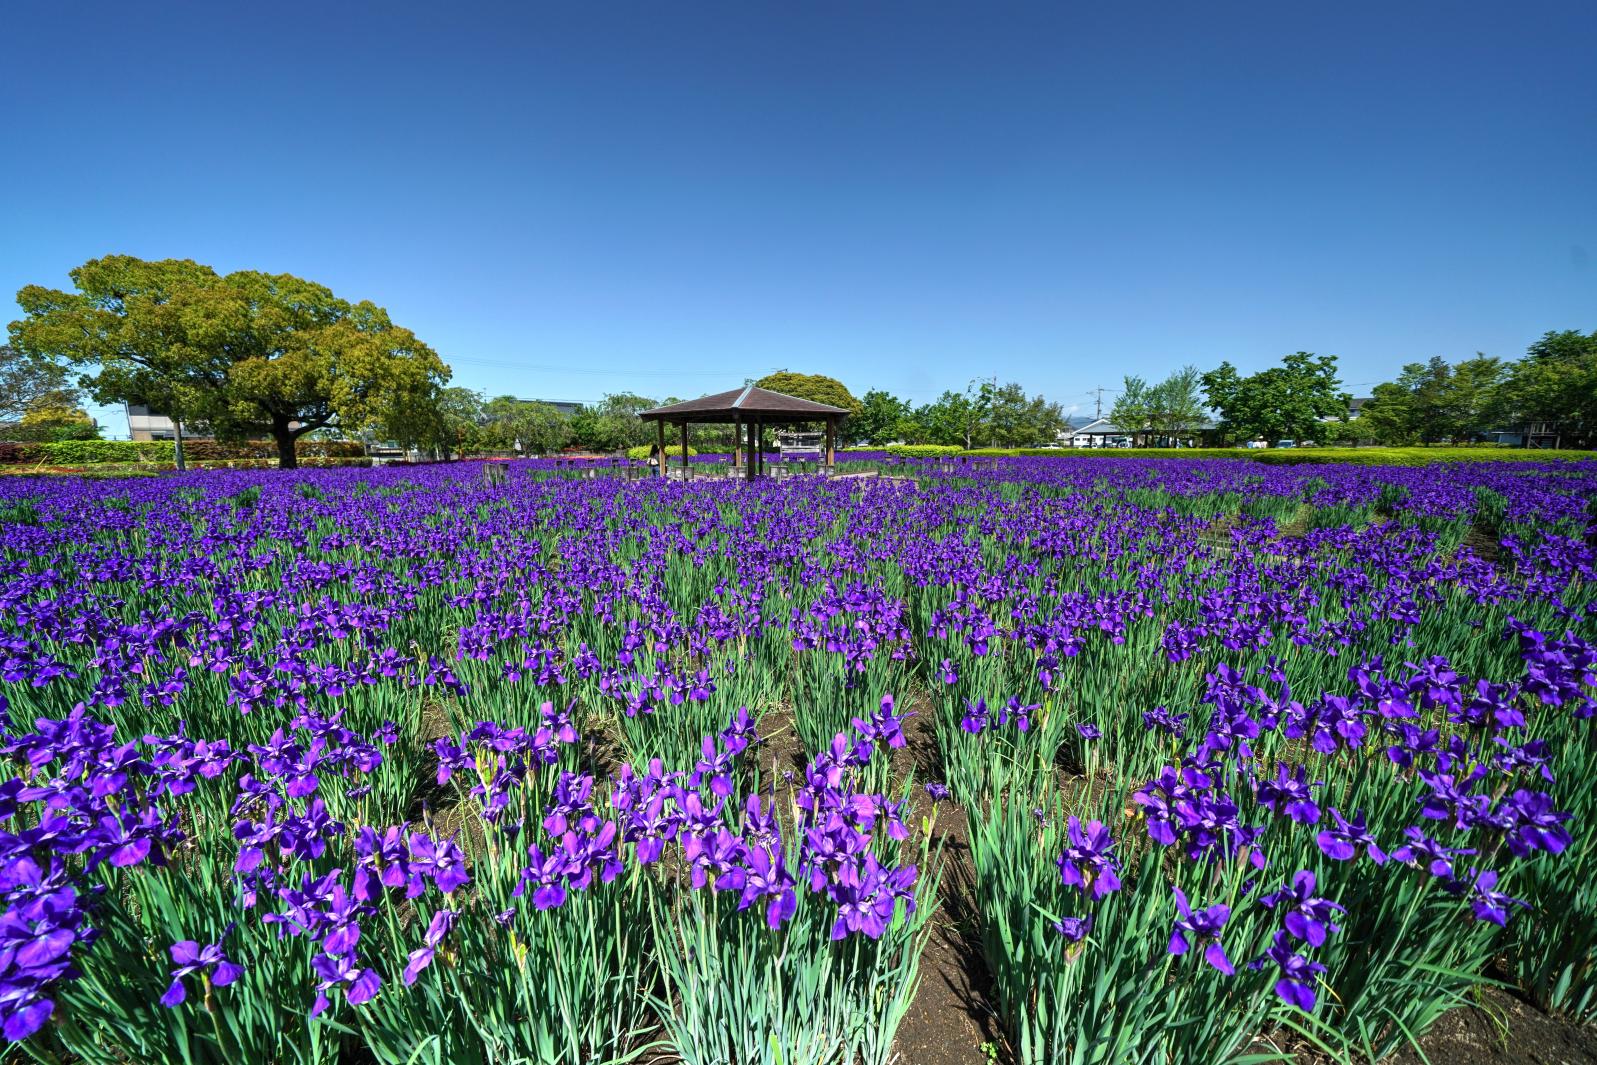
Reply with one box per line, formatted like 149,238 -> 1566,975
846,389 -> 913,445
0,345 -> 81,426
1358,355 -> 1508,445
753,371 -> 860,414
896,380 -> 1067,448
1201,352 -> 1347,445
9,256 -> 450,467
1500,329 -> 1596,447
569,393 -> 658,453
1110,366 -> 1206,441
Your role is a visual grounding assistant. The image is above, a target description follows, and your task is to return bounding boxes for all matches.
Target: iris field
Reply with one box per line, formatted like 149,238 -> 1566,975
0,455 -> 1592,1064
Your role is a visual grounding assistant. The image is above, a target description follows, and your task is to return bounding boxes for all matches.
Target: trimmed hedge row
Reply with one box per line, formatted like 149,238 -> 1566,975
873,445 -> 1595,466
625,444 -> 698,460
0,457 -> 374,477
0,440 -> 366,464
882,444 -> 965,457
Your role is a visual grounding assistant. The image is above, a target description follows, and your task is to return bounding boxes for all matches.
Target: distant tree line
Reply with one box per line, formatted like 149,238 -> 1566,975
6,255 -> 1592,467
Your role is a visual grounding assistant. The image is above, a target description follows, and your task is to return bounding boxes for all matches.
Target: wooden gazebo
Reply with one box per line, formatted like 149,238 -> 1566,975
638,385 -> 849,479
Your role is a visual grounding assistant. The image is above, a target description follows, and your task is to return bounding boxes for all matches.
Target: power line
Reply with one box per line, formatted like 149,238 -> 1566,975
446,355 -> 781,379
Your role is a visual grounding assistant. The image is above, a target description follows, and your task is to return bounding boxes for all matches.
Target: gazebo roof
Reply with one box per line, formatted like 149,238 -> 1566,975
639,385 -> 849,423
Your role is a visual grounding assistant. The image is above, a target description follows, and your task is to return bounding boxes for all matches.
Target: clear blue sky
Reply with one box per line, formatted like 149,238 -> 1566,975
4,1 -> 1594,436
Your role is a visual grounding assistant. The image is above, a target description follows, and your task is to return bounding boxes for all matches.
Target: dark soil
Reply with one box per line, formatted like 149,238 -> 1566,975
1386,989 -> 1597,1065
892,708 -> 1003,1065
885,698 -> 1596,1065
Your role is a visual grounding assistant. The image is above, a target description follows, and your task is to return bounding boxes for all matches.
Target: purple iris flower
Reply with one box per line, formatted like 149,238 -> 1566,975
959,698 -> 990,735
1461,868 -> 1528,927
1168,887 -> 1233,975
310,951 -> 382,1015
160,936 -> 244,1007
925,781 -> 951,803
1055,817 -> 1121,900
516,845 -> 572,910
1253,765 -> 1321,825
1391,826 -> 1474,880
828,856 -> 916,941
1316,808 -> 1387,864
1250,931 -> 1325,1012
1052,914 -> 1093,943
408,832 -> 471,895
1259,870 -> 1343,947
401,909 -> 458,985
852,694 -> 910,750
737,845 -> 798,929
999,697 -> 1038,733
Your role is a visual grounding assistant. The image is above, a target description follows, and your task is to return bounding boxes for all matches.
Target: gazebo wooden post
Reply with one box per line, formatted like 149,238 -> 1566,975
745,421 -> 756,480
680,422 -> 689,481
825,416 -> 836,467
733,415 -> 742,470
655,420 -> 666,479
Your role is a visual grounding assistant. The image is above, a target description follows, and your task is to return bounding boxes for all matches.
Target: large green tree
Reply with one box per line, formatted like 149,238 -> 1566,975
986,381 -> 1068,446
1359,354 -> 1508,445
848,389 -> 912,445
1500,329 -> 1597,447
569,392 -> 657,453
753,371 -> 860,414
1201,352 -> 1348,445
481,396 -> 573,455
914,386 -> 985,448
1109,376 -> 1154,439
9,255 -> 450,468
1110,366 -> 1207,445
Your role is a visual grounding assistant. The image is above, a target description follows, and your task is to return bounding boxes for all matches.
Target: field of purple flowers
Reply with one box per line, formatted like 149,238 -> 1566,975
0,456 -> 1592,1064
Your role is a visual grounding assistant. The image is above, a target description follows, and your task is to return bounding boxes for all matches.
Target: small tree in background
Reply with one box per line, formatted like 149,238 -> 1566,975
481,396 -> 573,455
0,345 -> 80,426
15,391 -> 101,441
1111,366 -> 1206,445
848,389 -> 912,445
754,371 -> 860,414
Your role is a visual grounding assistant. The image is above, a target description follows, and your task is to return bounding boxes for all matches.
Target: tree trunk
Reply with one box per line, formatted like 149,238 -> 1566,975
272,418 -> 298,469
172,417 -> 186,472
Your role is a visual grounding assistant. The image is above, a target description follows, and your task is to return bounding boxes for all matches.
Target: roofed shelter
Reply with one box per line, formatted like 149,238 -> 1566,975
638,385 -> 849,479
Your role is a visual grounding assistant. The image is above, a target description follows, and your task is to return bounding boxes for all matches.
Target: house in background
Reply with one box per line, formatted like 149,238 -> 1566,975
1067,417 -> 1220,447
125,404 -> 301,442
125,404 -> 180,441
1482,421 -> 1573,448
521,399 -> 582,417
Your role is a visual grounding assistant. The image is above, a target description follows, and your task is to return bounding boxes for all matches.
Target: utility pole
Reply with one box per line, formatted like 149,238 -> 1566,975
1095,388 -> 1105,420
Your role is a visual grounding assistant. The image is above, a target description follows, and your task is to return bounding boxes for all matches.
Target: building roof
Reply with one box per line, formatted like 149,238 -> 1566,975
1070,418 -> 1130,435
639,385 -> 849,422
1070,417 -> 1217,435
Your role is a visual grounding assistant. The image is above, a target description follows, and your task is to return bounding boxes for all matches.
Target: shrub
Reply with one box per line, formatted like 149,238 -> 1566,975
883,444 -> 965,458
0,439 -> 368,465
625,444 -> 697,461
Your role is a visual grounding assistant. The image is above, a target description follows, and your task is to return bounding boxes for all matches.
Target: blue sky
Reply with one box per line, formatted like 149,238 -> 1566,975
4,1 -> 1594,436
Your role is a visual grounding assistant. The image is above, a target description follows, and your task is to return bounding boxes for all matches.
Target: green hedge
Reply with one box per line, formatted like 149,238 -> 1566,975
625,444 -> 697,461
1245,447 -> 1597,466
0,439 -> 366,465
878,445 -> 1596,466
0,457 -> 373,476
883,444 -> 965,458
